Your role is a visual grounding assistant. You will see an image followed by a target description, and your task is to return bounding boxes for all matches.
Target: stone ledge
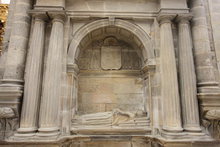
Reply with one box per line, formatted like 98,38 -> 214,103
1,135 -> 220,147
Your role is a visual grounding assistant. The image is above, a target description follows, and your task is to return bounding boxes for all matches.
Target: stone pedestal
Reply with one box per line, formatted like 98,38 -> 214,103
0,86 -> 22,140
158,14 -> 183,132
176,14 -> 201,132
16,14 -> 47,136
38,14 -> 65,136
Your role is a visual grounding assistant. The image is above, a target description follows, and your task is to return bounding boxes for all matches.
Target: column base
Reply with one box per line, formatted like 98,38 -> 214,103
16,127 -> 37,137
14,132 -> 36,137
198,86 -> 220,93
161,129 -> 209,140
37,127 -> 60,137
184,126 -> 202,132
162,126 -> 183,133
0,79 -> 24,87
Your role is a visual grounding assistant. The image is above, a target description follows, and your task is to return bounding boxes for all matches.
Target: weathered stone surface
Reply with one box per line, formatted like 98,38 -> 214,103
78,74 -> 144,114
2,0 -> 32,81
0,0 -> 220,146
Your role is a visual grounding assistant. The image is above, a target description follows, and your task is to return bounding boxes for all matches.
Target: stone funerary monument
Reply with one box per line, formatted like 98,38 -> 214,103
0,0 -> 220,146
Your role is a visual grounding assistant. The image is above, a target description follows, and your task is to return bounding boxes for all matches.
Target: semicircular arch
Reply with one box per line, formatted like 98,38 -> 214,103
68,19 -> 154,64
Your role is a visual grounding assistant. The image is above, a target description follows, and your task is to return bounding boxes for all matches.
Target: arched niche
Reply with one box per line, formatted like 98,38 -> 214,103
67,19 -> 155,64
67,19 -> 155,135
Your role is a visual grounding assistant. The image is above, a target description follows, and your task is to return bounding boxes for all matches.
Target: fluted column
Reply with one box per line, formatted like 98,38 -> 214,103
38,14 -> 65,136
177,14 -> 201,132
190,0 -> 219,93
158,14 -> 183,132
16,14 -> 46,136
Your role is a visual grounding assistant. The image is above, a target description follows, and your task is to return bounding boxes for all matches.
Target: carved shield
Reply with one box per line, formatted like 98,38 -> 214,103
101,46 -> 122,70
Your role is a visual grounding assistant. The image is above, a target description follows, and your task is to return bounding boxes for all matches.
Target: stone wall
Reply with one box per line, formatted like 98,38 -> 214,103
0,0 -> 220,146
78,71 -> 144,114
205,0 -> 220,75
77,38 -> 144,114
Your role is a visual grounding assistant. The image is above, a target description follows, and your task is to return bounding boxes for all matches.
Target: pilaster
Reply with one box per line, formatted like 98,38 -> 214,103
142,59 -> 156,131
66,63 -> 79,134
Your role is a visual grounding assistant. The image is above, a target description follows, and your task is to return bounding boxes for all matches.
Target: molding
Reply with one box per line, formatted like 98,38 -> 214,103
176,13 -> 193,23
157,13 -> 177,25
67,63 -> 79,75
142,59 -> 156,75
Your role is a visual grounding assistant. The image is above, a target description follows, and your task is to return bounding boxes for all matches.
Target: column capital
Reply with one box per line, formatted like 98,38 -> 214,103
67,63 -> 79,76
142,59 -> 156,74
157,14 -> 176,25
48,11 -> 66,23
176,14 -> 193,24
29,11 -> 48,22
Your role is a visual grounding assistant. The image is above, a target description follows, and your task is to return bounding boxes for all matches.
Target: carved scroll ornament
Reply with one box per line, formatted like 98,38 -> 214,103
0,107 -> 15,118
203,110 -> 220,139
